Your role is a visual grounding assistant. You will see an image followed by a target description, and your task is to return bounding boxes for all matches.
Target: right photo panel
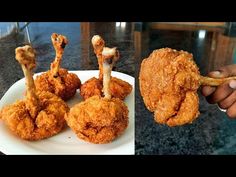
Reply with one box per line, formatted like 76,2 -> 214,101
135,22 -> 236,155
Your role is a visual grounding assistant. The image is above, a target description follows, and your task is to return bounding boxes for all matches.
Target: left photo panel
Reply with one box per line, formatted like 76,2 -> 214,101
0,22 -> 135,155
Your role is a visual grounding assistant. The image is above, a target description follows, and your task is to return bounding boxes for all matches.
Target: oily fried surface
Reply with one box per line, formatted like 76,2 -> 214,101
110,77 -> 133,100
139,48 -> 200,126
65,96 -> 129,144
0,91 -> 69,140
35,68 -> 81,100
80,77 -> 132,100
80,77 -> 103,100
162,91 -> 199,127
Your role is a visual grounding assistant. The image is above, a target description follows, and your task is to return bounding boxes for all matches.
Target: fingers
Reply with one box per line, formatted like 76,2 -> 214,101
201,65 -> 236,97
202,79 -> 236,119
226,102 -> 236,118
201,86 -> 216,97
218,91 -> 236,109
205,80 -> 236,104
208,64 -> 236,78
202,65 -> 236,119
208,71 -> 225,78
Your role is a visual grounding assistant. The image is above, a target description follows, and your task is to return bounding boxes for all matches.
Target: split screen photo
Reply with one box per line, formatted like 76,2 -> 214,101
0,22 -> 236,155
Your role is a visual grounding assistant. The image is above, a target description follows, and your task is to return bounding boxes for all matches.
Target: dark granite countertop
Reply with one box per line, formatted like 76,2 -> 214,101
0,22 -> 135,155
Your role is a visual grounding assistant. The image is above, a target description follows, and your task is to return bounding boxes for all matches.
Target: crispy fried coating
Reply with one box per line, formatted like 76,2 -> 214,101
0,45 -> 69,140
139,48 -> 200,126
35,68 -> 81,101
110,77 -> 133,100
66,47 -> 129,144
80,35 -> 132,100
80,77 -> 103,100
0,91 -> 69,140
65,96 -> 128,144
34,33 -> 81,101
80,77 -> 132,100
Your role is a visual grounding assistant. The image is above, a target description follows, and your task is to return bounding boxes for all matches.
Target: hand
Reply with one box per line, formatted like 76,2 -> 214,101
201,64 -> 236,118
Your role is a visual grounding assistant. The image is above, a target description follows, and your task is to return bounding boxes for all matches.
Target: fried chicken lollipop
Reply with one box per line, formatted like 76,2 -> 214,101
65,48 -> 129,144
35,33 -> 81,101
0,45 -> 69,140
80,35 -> 132,100
139,48 -> 236,127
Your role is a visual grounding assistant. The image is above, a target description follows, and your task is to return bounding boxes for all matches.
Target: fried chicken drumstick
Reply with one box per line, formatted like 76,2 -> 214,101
35,33 -> 81,101
139,48 -> 236,127
65,48 -> 129,144
80,35 -> 132,100
0,45 -> 69,140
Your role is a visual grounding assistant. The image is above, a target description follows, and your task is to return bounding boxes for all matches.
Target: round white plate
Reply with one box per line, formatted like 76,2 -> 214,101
0,70 -> 135,155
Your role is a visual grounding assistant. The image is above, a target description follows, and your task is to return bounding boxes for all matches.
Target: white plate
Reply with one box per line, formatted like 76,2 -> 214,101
0,70 -> 135,155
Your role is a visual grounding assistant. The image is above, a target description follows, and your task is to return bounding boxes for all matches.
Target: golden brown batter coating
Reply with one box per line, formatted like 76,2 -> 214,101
0,45 -> 69,140
66,47 -> 129,144
65,96 -> 128,144
139,48 -> 200,126
0,91 -> 68,140
80,77 -> 103,100
35,33 -> 81,101
35,68 -> 80,101
80,77 -> 132,100
80,35 -> 132,100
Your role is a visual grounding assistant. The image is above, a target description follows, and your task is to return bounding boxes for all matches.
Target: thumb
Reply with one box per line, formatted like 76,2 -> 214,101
208,65 -> 236,78
229,80 -> 236,89
208,71 -> 226,78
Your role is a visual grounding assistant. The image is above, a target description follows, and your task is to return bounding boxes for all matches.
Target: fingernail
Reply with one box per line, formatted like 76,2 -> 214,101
229,80 -> 236,89
211,71 -> 221,76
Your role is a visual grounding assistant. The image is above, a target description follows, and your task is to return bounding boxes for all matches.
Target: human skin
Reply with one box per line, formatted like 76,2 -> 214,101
201,64 -> 236,118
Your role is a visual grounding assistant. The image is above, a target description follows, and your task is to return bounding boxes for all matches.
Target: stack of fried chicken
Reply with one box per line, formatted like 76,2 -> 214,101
0,33 -> 132,144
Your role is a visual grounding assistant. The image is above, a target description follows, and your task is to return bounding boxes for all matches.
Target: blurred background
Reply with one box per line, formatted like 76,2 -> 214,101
1,22 -> 236,154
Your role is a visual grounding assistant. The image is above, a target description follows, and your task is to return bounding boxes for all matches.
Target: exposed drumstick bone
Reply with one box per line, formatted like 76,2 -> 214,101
50,33 -> 68,77
15,45 -> 41,119
200,76 -> 236,86
102,47 -> 119,99
91,35 -> 105,80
